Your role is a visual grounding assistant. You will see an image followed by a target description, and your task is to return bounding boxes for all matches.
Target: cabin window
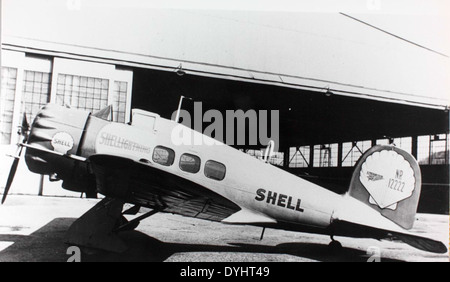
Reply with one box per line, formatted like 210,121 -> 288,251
152,146 -> 175,166
180,153 -> 201,173
204,160 -> 226,181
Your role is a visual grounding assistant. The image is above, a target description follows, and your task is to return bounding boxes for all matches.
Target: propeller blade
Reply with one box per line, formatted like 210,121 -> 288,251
1,113 -> 29,204
2,156 -> 20,204
20,113 -> 30,142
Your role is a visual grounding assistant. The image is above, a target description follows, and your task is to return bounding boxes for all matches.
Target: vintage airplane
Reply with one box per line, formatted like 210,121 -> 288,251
1,103 -> 447,254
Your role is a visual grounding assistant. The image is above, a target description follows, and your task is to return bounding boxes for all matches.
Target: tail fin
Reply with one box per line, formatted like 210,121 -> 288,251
348,145 -> 421,230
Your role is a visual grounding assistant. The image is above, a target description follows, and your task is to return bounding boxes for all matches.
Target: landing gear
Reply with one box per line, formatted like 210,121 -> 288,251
65,198 -> 158,253
65,197 -> 127,253
328,235 -> 343,254
114,209 -> 159,232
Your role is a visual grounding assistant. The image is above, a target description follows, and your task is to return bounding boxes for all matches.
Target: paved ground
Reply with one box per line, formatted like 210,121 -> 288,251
0,195 -> 448,262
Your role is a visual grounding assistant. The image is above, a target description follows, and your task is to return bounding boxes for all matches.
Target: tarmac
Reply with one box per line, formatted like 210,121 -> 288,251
0,194 -> 448,262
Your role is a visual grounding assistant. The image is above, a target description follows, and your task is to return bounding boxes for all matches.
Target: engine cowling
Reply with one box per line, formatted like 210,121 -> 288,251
24,104 -> 92,193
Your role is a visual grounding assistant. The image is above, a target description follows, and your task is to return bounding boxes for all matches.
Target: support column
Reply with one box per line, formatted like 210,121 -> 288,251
371,139 -> 377,147
38,175 -> 44,196
445,133 -> 449,165
283,147 -> 290,168
337,143 -> 343,168
411,136 -> 418,160
309,145 -> 314,168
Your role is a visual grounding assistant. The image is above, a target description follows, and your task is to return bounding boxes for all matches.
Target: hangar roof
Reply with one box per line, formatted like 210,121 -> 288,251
2,0 -> 450,109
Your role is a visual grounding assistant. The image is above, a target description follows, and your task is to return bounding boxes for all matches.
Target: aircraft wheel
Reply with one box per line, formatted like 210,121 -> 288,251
328,240 -> 342,254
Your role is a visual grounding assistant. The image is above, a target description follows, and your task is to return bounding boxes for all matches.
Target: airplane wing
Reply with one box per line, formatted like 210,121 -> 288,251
222,208 -> 277,225
88,155 -> 241,222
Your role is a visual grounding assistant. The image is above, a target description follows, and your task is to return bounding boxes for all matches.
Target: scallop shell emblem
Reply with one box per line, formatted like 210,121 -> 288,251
51,132 -> 74,154
360,150 -> 415,210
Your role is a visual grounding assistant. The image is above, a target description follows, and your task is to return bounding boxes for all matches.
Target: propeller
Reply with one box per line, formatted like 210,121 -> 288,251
2,114 -> 30,204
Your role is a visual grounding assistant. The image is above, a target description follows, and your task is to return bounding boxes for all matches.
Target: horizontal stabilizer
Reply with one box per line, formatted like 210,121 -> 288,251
393,232 -> 447,254
222,208 -> 277,225
332,219 -> 448,254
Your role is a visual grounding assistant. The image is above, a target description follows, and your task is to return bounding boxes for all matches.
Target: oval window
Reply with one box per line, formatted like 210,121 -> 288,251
204,160 -> 226,181
179,153 -> 201,173
152,146 -> 175,166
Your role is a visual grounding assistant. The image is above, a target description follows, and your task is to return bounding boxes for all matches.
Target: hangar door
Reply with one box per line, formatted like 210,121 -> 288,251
51,58 -> 133,123
1,52 -> 133,145
1,50 -> 53,145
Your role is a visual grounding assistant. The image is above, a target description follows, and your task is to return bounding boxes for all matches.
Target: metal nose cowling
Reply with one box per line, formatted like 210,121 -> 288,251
2,104 -> 91,204
24,104 -> 90,178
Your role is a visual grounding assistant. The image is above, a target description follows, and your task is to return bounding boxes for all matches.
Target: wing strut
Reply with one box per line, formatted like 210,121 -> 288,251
115,209 -> 159,232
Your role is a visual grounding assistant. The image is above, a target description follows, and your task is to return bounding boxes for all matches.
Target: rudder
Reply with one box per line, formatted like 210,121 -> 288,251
348,145 -> 422,230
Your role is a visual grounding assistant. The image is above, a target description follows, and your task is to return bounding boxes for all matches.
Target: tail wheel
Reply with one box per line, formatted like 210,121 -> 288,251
328,239 -> 342,254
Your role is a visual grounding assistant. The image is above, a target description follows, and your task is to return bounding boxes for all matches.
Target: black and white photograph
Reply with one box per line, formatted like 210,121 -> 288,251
0,0 -> 449,266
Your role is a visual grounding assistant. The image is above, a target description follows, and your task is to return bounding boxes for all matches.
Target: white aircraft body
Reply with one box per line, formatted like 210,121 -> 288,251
2,104 -> 447,254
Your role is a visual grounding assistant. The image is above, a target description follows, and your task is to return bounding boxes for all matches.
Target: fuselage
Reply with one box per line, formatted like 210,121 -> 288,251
23,105 -> 403,234
87,110 -> 344,230
23,104 -> 448,254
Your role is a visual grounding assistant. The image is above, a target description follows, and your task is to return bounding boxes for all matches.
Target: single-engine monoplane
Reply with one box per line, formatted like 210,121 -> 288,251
2,103 -> 447,254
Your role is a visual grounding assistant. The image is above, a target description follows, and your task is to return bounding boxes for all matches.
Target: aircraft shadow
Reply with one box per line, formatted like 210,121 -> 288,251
0,218 -> 404,262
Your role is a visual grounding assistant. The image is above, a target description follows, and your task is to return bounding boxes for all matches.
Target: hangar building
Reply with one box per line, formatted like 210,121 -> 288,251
1,1 -> 449,213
